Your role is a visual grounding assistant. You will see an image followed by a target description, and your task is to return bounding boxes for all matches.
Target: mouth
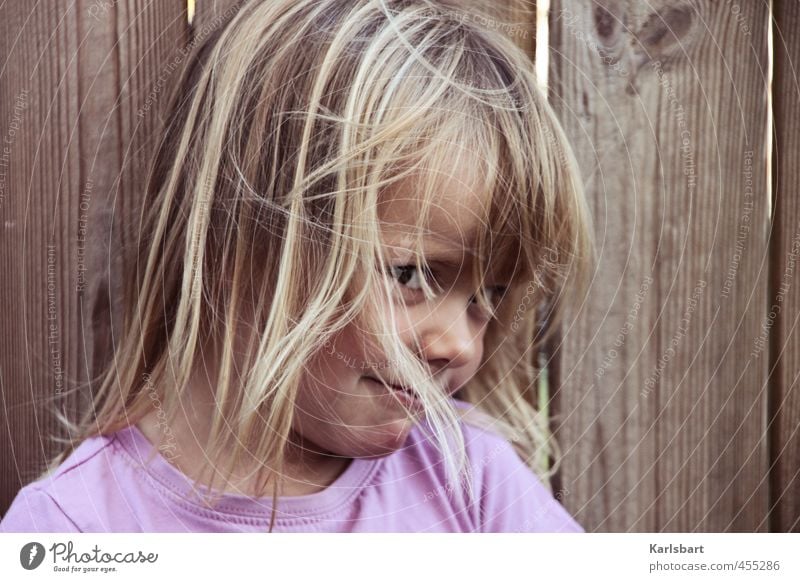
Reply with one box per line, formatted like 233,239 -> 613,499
364,376 -> 423,405
363,376 -> 432,416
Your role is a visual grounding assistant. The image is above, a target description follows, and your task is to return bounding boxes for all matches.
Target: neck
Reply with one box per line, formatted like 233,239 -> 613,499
135,370 -> 352,497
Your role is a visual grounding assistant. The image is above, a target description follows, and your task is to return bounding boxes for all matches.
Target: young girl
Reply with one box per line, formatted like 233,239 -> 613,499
2,0 -> 593,532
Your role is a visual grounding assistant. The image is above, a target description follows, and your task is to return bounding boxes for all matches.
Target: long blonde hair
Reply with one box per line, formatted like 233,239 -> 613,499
43,0 -> 594,530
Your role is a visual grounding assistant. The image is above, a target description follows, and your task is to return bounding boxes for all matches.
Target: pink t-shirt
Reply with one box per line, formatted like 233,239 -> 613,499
1,405 -> 583,533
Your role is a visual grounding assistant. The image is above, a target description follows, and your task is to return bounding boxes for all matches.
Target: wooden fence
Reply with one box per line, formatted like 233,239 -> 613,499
1,0 -> 797,532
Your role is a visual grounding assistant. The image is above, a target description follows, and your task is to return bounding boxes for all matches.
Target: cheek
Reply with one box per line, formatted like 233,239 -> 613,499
296,321 -> 382,405
292,376 -> 414,457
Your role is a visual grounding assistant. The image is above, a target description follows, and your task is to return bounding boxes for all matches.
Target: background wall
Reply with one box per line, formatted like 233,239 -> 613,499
1,0 -> 797,532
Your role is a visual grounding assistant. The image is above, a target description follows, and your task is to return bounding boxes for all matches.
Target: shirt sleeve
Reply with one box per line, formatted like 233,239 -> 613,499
0,486 -> 82,533
477,437 -> 584,533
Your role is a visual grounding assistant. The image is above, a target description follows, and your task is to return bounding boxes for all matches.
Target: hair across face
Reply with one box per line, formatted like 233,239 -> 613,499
293,150 -> 510,459
63,0 -> 594,515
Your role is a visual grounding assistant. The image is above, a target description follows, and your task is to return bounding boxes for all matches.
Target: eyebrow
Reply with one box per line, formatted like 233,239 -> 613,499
413,250 -> 472,266
385,235 -> 499,270
388,246 -> 517,286
433,247 -> 522,277
424,258 -> 469,272
421,241 -> 478,259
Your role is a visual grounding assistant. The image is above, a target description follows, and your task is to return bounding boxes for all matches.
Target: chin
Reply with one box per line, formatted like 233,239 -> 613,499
346,416 -> 415,459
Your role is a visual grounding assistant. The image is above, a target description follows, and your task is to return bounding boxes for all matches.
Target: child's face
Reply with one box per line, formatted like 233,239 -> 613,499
293,168 -> 508,459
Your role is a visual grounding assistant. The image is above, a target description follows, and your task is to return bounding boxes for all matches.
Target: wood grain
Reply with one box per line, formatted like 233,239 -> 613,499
501,0 -> 537,59
0,0 -> 187,514
549,0 -> 771,531
192,0 -> 242,34
769,0 -> 800,533
1,0 -> 792,534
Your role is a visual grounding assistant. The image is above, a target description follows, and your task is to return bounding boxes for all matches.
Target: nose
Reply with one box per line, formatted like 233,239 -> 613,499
413,293 -> 484,374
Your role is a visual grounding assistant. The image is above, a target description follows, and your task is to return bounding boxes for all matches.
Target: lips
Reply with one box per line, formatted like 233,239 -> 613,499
365,376 -> 425,413
366,376 -> 416,396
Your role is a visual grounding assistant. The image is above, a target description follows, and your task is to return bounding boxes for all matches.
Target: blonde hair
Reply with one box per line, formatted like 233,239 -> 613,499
43,0 -> 594,530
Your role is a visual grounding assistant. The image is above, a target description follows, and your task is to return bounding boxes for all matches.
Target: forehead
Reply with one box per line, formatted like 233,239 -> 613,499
377,159 -> 524,279
377,161 -> 490,256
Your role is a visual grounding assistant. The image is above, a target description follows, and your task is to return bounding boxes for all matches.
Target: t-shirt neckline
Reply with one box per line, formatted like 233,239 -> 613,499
114,423 -> 378,518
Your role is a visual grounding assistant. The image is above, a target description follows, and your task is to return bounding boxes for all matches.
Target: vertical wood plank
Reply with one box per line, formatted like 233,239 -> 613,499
770,0 -> 800,533
549,0 -> 771,531
0,0 -> 187,513
193,0 -> 242,33
502,0 -> 537,59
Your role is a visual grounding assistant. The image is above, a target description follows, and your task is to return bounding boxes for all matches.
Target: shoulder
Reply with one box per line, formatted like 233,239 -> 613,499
1,433 -> 118,533
454,401 -> 584,533
0,484 -> 81,532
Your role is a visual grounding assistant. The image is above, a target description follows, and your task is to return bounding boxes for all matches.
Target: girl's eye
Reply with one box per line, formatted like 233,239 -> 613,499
386,263 -> 507,318
386,264 -> 436,291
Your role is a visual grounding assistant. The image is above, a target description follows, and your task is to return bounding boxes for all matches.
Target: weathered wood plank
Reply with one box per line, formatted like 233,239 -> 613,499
549,0 -> 770,531
0,0 -> 187,514
502,0 -> 537,59
769,0 -> 800,533
192,0 -> 241,33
